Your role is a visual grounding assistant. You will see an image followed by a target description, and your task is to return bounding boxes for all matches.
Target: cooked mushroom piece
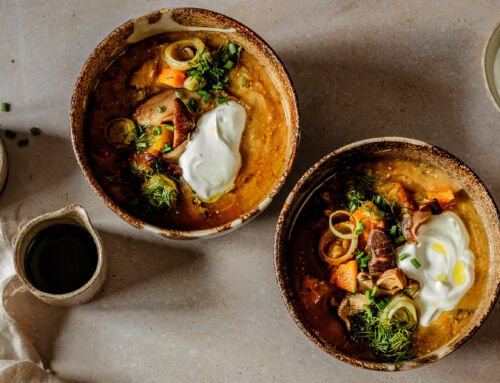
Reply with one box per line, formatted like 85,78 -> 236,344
375,268 -> 407,295
401,199 -> 442,244
356,272 -> 374,294
406,278 -> 421,298
366,229 -> 396,273
172,98 -> 195,148
338,293 -> 370,332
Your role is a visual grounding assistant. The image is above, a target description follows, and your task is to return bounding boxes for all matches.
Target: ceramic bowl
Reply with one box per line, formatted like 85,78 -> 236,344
274,137 -> 500,370
482,21 -> 500,112
13,204 -> 106,307
70,8 -> 299,239
0,137 -> 7,194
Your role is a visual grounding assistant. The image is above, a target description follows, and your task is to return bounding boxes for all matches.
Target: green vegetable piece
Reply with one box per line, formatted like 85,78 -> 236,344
224,60 -> 234,70
30,127 -> 41,136
136,142 -> 147,149
399,253 -> 410,261
175,90 -> 184,99
411,259 -> 421,269
1,102 -> 10,112
395,235 -> 406,244
165,124 -> 174,132
153,125 -> 162,135
203,92 -> 213,104
5,130 -> 16,139
217,97 -> 228,105
390,225 -> 398,236
105,118 -> 136,148
156,106 -> 166,113
162,143 -> 172,153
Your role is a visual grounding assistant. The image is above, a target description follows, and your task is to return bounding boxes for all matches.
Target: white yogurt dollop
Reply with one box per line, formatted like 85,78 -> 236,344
179,101 -> 246,201
396,212 -> 474,327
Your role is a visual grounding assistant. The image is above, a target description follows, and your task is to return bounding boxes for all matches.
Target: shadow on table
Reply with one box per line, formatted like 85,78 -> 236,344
259,30 -> 479,221
90,230 -> 212,311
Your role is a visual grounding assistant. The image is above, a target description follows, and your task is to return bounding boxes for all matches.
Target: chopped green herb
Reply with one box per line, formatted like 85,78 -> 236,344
203,92 -> 213,104
228,42 -> 238,55
185,97 -> 197,112
153,125 -> 162,135
162,143 -> 172,153
411,259 -> 421,269
17,139 -> 29,147
399,253 -> 410,261
175,90 -> 184,99
136,142 -> 148,149
371,285 -> 379,297
223,60 -> 234,70
1,102 -> 10,112
30,127 -> 41,136
156,106 -> 165,113
4,130 -> 16,139
395,235 -> 406,245
355,221 -> 366,235
390,225 -> 398,236
165,124 -> 174,132
374,210 -> 385,217
217,96 -> 228,105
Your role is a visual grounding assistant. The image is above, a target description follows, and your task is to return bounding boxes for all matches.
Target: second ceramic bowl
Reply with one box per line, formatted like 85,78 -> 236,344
275,137 -> 500,370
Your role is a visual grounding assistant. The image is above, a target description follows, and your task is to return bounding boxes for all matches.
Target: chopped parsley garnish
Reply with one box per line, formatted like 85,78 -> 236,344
1,102 -> 10,112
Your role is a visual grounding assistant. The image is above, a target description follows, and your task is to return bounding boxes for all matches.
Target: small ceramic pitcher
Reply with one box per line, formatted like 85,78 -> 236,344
13,204 -> 106,306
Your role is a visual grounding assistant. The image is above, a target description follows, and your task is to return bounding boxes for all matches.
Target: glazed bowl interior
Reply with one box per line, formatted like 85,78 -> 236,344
71,8 -> 299,239
482,21 -> 500,112
274,137 -> 500,370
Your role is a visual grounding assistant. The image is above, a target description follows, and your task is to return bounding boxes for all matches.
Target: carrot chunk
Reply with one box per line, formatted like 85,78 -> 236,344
336,260 -> 358,292
158,67 -> 187,88
387,183 -> 412,208
353,201 -> 385,242
427,189 -> 455,209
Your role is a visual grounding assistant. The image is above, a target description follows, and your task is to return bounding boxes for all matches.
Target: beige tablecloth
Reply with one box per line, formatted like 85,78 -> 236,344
0,220 -> 65,383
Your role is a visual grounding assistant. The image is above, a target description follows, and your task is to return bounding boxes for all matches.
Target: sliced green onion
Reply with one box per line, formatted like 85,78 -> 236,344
153,125 -> 162,135
1,102 -> 10,112
355,221 -> 366,235
411,259 -> 421,269
228,42 -> 237,55
224,60 -> 234,70
5,130 -> 16,139
165,124 -> 174,132
156,106 -> 165,113
203,92 -> 213,104
30,127 -> 41,136
162,143 -> 172,153
217,97 -> 228,105
395,235 -> 406,244
390,225 -> 398,236
136,142 -> 147,149
175,90 -> 184,99
399,253 -> 410,261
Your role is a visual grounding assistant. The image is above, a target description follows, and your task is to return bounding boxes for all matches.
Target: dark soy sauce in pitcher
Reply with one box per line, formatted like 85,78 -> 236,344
24,224 -> 98,294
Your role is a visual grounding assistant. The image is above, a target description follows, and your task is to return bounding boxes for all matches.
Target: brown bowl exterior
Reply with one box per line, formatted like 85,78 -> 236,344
274,137 -> 500,371
71,8 -> 299,239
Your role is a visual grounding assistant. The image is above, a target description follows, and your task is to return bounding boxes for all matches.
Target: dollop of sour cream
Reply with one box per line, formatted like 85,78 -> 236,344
396,212 -> 474,327
179,101 -> 246,202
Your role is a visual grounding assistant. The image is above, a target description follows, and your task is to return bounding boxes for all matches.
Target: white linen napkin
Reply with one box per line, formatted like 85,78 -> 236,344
0,220 -> 66,383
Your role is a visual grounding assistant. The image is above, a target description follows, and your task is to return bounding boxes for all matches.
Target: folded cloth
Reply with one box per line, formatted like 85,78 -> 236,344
0,220 -> 66,383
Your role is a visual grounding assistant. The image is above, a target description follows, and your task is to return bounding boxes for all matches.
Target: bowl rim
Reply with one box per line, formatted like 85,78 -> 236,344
481,19 -> 500,113
70,7 -> 300,239
274,136 -> 500,371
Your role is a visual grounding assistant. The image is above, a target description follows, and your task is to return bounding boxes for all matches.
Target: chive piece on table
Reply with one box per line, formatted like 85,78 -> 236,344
5,130 -> 16,139
411,258 -> 421,269
165,124 -> 174,132
1,102 -> 10,112
30,127 -> 41,136
17,139 -> 29,147
156,105 -> 165,113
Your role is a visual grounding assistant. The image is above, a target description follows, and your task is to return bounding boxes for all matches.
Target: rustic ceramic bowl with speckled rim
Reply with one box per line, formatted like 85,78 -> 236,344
274,137 -> 500,371
70,8 -> 299,239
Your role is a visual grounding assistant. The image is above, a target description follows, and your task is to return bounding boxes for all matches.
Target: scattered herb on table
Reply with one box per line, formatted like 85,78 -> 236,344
1,102 -> 10,112
17,139 -> 29,147
4,130 -> 16,139
30,127 -> 41,136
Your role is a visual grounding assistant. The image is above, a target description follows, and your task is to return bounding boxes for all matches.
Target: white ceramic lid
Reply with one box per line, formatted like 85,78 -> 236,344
0,137 -> 7,193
